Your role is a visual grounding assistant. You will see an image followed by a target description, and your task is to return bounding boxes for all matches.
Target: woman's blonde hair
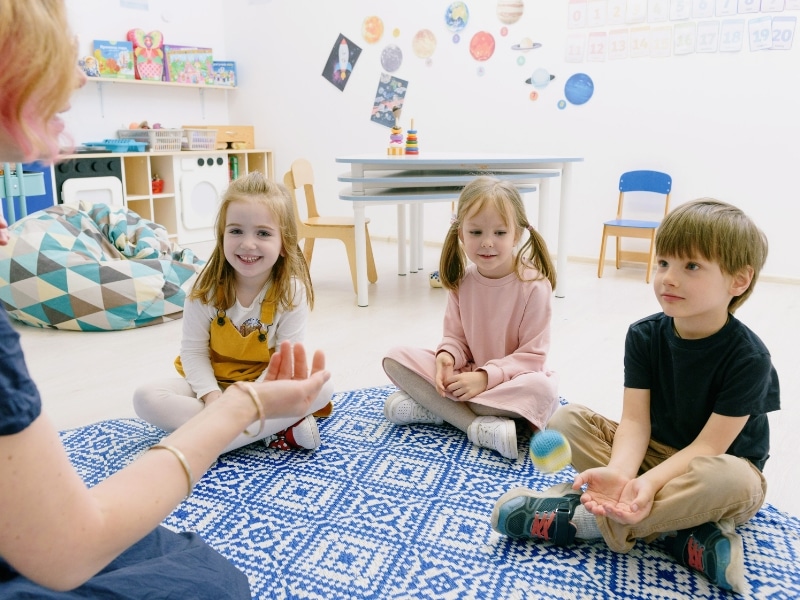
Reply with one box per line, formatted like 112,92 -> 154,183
0,0 -> 77,162
439,176 -> 556,291
655,198 -> 768,312
190,171 -> 314,311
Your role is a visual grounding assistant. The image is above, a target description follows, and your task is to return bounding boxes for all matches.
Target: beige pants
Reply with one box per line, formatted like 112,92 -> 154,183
549,404 -> 767,553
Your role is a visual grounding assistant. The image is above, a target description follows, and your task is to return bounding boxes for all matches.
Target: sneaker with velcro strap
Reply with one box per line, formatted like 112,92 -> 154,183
491,482 -> 582,546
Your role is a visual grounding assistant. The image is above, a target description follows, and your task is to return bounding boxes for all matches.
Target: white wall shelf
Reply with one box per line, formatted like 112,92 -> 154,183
91,78 -> 234,119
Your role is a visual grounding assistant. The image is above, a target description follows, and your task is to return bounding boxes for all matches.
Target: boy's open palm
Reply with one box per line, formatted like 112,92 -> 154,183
576,467 -> 655,525
600,477 -> 656,525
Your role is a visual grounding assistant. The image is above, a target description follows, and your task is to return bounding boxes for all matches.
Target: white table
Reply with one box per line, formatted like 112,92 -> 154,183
337,153 -> 584,307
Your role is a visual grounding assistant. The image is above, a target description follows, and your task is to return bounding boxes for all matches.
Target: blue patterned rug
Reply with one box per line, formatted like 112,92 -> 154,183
60,386 -> 800,599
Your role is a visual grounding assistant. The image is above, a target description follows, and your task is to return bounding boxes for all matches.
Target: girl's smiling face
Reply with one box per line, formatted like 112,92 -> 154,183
223,199 -> 284,288
459,204 -> 520,279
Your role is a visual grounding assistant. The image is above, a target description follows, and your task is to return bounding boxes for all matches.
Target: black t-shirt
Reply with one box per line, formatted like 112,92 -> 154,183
624,312 -> 780,471
0,310 -> 41,435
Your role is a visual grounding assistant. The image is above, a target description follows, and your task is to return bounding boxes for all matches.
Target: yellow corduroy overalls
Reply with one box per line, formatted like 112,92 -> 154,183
174,294 -> 275,388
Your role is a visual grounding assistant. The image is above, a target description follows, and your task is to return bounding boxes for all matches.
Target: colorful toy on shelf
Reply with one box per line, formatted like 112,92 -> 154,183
78,56 -> 100,78
127,29 -> 165,81
405,118 -> 419,155
387,106 -> 404,155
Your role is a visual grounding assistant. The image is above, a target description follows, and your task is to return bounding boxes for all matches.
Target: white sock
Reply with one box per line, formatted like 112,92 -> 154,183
572,505 -> 603,540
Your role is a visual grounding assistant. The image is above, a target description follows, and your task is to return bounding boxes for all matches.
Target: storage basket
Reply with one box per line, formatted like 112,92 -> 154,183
117,128 -> 183,152
182,129 -> 218,151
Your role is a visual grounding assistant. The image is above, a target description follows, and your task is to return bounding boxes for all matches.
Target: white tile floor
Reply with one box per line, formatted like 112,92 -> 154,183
14,238 -> 799,518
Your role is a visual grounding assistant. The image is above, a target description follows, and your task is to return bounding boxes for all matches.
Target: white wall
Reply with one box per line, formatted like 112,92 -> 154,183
63,0 -> 230,142
63,0 -> 800,280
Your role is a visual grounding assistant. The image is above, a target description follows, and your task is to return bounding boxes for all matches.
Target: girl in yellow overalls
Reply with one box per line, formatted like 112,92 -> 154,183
134,172 -> 334,452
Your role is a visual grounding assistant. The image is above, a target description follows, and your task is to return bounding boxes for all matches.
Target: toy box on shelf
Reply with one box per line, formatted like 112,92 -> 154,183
117,129 -> 183,152
182,129 -> 218,151
163,46 -> 214,85
183,125 -> 253,150
92,40 -> 135,79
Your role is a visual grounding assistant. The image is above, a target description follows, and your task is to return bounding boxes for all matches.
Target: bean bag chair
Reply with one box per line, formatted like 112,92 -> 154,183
0,201 -> 204,330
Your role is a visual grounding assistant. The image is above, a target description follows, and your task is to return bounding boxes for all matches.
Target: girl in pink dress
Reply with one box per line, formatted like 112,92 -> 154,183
383,176 -> 560,459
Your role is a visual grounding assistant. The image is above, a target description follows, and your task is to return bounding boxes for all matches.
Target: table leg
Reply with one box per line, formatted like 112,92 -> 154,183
416,203 -> 425,272
354,202 -> 369,306
554,162 -> 573,298
397,204 -> 407,275
409,203 -> 419,273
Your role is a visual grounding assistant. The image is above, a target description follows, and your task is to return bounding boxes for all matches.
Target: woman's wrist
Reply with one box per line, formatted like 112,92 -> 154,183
216,383 -> 264,432
230,382 -> 266,437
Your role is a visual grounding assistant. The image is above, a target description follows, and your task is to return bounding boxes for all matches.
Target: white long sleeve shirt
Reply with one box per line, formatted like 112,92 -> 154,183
178,280 -> 308,398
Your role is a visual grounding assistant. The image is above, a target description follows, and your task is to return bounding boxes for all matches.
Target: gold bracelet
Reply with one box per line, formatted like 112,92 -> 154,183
150,444 -> 194,499
233,381 -> 265,438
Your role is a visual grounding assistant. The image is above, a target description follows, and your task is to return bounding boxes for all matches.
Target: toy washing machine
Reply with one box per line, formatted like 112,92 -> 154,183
175,154 -> 229,244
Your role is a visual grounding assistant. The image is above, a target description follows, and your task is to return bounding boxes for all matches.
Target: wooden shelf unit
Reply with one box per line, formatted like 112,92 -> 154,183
55,149 -> 273,241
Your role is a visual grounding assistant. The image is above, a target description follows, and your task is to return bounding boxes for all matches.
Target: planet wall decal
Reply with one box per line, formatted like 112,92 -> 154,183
445,1 -> 469,32
469,31 -> 496,61
496,0 -> 524,25
526,68 -> 555,89
381,44 -> 403,73
564,73 -> 594,105
412,29 -> 437,59
362,16 -> 384,44
512,37 -> 542,52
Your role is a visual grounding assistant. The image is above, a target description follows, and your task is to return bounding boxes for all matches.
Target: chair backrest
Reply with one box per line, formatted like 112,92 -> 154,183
283,158 -> 321,220
619,170 -> 672,195
616,170 -> 672,221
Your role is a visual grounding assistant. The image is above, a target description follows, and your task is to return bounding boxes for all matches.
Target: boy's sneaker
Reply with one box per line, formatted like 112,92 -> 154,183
467,416 -> 518,459
491,482 -> 582,545
669,519 -> 745,593
384,391 -> 443,425
266,415 -> 320,450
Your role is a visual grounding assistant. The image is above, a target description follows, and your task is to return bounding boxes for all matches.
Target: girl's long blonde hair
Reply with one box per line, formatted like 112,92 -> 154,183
0,0 -> 77,162
439,176 -> 556,291
190,171 -> 314,311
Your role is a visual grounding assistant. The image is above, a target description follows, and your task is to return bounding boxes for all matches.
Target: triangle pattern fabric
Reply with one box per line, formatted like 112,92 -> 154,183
0,203 -> 204,330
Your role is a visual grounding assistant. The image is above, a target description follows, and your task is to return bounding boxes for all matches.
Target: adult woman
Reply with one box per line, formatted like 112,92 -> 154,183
0,1 -> 330,595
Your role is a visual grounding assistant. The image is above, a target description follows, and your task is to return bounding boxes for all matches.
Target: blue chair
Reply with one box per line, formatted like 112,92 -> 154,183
597,170 -> 672,283
2,163 -> 46,224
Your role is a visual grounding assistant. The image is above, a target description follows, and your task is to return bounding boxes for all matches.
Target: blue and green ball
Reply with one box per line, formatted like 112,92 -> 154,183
529,429 -> 571,473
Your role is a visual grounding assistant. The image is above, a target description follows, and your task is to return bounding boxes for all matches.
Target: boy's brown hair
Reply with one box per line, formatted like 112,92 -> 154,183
656,198 -> 768,312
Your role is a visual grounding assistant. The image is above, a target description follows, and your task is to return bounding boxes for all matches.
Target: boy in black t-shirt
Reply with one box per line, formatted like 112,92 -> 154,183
491,199 -> 780,593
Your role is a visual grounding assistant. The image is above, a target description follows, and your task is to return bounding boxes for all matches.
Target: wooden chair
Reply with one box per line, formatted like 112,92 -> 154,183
597,170 -> 672,283
283,158 -> 377,292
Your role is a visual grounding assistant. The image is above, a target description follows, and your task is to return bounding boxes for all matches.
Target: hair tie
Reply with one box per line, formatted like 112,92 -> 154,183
450,214 -> 458,226
526,224 -> 535,233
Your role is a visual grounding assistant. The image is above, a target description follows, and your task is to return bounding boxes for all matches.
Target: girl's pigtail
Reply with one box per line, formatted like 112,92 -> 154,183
439,221 -> 465,290
521,225 -> 557,290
